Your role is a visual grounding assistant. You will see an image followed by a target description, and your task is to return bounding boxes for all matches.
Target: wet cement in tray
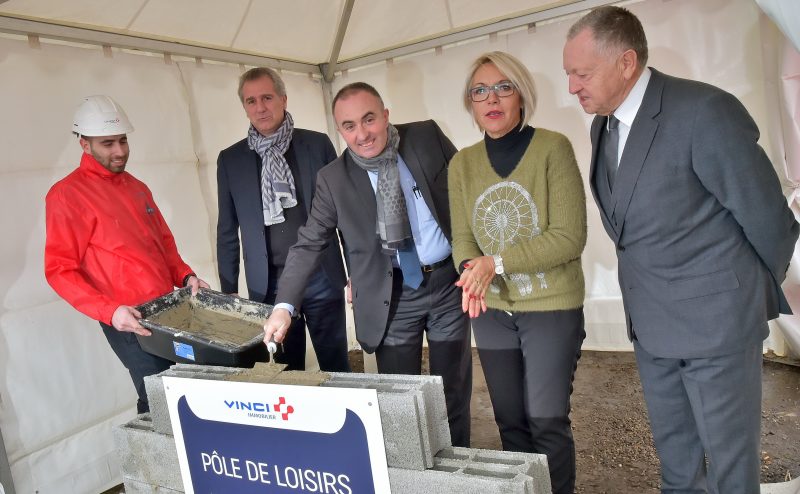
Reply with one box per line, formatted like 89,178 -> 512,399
147,300 -> 263,347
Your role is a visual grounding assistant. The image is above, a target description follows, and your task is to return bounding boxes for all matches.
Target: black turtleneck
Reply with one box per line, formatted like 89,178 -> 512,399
484,123 -> 535,178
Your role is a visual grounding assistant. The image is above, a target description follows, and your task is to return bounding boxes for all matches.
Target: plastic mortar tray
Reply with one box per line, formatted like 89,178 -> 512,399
135,287 -> 270,367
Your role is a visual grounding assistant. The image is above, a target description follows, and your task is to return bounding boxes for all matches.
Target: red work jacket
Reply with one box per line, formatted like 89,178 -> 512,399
45,153 -> 194,325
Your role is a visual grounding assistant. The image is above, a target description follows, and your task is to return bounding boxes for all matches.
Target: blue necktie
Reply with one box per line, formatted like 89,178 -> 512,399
398,239 -> 423,289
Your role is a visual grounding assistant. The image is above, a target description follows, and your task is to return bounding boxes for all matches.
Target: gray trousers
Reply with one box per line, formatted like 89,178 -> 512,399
375,265 -> 473,447
472,307 -> 585,494
634,339 -> 762,494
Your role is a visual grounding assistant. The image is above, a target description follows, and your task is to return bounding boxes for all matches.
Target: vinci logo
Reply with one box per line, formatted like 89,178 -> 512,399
224,397 -> 295,420
274,397 -> 294,420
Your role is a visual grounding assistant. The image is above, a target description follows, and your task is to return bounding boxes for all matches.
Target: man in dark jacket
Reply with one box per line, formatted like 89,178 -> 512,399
264,83 -> 472,446
217,67 -> 349,371
563,7 -> 799,492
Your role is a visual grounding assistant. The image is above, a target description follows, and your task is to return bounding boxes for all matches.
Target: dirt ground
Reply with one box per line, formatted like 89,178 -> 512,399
351,348 -> 800,493
107,349 -> 799,494
566,351 -> 800,492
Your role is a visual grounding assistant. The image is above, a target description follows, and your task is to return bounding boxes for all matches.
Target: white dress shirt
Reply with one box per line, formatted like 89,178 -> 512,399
611,67 -> 652,165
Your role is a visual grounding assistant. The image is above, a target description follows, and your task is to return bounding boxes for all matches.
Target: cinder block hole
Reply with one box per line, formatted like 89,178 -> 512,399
374,384 -> 404,392
462,468 -> 517,479
378,378 -> 421,385
473,455 -> 525,466
173,365 -> 205,371
436,450 -> 470,460
323,382 -> 369,389
176,366 -> 238,374
431,465 -> 461,473
171,371 -> 203,378
125,423 -> 153,432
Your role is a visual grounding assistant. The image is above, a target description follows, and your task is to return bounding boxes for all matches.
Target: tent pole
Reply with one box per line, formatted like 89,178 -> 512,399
320,79 -> 341,155
323,0 -> 355,83
0,426 -> 14,494
0,14 -> 319,74
333,0 -> 618,73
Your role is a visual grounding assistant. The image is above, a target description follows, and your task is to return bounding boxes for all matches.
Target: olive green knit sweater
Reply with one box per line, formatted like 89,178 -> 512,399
448,128 -> 586,312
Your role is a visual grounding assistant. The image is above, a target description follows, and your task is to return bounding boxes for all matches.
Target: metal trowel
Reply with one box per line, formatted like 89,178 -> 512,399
267,336 -> 277,362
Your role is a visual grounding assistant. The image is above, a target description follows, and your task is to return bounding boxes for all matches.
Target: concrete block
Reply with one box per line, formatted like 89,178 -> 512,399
378,384 -> 431,470
145,364 -> 245,435
436,447 -> 551,494
122,477 -> 184,493
144,374 -> 171,436
389,466 -> 538,494
113,414 -> 183,491
113,410 -> 549,493
166,363 -> 243,375
324,373 -> 452,470
389,447 -> 550,493
144,366 -> 453,471
328,372 -> 451,455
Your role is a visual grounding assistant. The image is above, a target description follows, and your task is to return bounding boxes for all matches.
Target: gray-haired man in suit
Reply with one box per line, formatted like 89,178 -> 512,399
217,67 -> 349,372
263,82 -> 472,446
563,6 -> 798,493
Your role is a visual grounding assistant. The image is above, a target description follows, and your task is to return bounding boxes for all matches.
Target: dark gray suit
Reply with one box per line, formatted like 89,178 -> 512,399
217,128 -> 349,370
590,68 -> 798,493
276,120 -> 472,446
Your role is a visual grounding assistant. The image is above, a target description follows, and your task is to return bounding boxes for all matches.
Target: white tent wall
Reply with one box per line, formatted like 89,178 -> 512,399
0,0 -> 794,492
0,37 -> 331,492
332,0 -> 788,352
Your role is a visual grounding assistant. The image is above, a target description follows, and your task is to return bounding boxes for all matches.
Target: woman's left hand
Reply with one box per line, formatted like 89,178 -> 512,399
455,255 -> 494,316
462,291 -> 487,318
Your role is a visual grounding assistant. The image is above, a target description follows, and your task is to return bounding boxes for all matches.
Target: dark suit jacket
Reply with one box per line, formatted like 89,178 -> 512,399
276,120 -> 457,352
589,68 -> 799,359
216,128 -> 346,303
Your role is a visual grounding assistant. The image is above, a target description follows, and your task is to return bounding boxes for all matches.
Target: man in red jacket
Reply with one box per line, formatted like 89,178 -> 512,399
45,95 -> 209,413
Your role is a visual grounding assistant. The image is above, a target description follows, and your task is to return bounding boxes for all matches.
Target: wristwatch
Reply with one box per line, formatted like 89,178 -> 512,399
492,254 -> 504,275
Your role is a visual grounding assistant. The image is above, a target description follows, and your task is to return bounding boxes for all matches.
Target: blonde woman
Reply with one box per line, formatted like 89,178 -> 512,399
448,51 -> 586,494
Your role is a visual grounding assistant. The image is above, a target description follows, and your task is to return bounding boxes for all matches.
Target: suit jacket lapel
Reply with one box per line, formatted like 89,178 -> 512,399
397,125 -> 443,228
289,131 -> 315,214
238,144 -> 264,218
343,152 -> 378,227
611,69 -> 663,234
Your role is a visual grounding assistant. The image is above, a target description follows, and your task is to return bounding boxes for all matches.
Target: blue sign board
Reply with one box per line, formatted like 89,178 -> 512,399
163,377 -> 390,493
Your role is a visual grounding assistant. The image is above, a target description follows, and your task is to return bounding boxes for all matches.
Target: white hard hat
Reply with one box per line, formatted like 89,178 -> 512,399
72,95 -> 134,137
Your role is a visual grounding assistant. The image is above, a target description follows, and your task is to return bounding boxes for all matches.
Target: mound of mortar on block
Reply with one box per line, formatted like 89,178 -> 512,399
135,287 -> 271,366
223,362 -> 329,386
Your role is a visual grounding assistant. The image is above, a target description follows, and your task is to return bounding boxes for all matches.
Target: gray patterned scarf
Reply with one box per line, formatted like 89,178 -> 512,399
347,124 -> 409,254
247,111 -> 296,226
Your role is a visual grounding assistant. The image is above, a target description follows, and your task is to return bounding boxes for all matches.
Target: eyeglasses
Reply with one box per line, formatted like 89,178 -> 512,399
468,82 -> 516,102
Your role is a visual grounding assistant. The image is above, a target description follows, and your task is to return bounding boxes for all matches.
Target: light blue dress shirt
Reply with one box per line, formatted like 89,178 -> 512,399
366,154 -> 451,266
275,154 -> 450,316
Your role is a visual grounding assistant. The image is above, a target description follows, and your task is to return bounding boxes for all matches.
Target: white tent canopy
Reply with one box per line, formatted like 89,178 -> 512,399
0,0 -> 616,74
0,0 -> 797,492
